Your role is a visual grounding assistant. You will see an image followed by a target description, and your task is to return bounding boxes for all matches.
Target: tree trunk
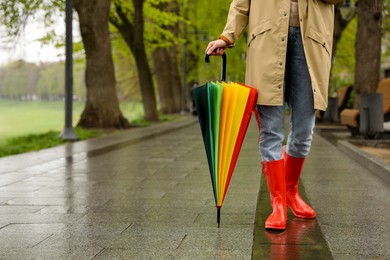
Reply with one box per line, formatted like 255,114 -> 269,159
168,45 -> 182,112
167,0 -> 182,113
152,48 -> 176,114
110,0 -> 159,122
152,46 -> 182,114
132,37 -> 159,121
354,0 -> 382,108
73,0 -> 129,128
136,0 -> 181,114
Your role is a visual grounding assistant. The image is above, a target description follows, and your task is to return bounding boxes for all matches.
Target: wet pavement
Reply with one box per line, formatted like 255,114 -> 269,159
0,116 -> 389,259
253,178 -> 333,260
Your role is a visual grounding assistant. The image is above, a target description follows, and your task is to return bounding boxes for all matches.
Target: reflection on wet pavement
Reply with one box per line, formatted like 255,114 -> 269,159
253,177 -> 333,259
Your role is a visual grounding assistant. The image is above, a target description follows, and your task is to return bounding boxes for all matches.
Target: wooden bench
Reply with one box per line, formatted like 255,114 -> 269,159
340,78 -> 390,134
379,78 -> 390,119
337,85 -> 353,114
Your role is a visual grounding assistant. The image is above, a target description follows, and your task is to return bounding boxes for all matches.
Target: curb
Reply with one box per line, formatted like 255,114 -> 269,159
337,140 -> 390,184
0,116 -> 198,174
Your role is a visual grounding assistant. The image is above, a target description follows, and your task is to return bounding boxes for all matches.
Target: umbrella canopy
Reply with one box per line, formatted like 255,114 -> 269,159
192,81 -> 257,227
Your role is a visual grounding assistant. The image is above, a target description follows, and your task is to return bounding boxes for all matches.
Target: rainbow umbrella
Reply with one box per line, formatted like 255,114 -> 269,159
192,53 -> 258,227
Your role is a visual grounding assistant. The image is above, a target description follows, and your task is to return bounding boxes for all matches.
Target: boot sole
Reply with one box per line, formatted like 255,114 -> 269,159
288,206 -> 316,219
265,224 -> 286,230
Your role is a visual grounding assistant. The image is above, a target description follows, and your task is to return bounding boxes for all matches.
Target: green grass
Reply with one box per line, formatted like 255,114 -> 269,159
0,127 -> 105,157
0,100 -> 144,142
0,100 -> 183,158
0,100 -> 83,141
0,100 -> 145,157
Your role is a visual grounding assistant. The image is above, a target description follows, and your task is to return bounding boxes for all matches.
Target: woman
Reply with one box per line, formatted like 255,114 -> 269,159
206,0 -> 335,230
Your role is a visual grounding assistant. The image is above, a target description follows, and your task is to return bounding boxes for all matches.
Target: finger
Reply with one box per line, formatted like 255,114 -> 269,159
207,45 -> 216,55
212,49 -> 222,56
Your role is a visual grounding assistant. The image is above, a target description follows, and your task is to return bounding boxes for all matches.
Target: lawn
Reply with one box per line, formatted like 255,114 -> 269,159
0,100 -> 144,144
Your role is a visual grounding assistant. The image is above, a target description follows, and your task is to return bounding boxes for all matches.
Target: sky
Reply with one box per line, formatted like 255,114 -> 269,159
0,17 -> 78,66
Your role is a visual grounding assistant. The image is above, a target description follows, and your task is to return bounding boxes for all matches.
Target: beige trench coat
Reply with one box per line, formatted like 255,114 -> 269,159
221,0 -> 334,111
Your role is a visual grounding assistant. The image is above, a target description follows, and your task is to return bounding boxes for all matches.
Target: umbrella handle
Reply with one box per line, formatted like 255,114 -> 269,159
204,51 -> 227,82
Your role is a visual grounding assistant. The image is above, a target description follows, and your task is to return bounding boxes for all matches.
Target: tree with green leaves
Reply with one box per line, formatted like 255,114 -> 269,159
149,0 -> 182,114
0,0 -> 130,129
109,0 -> 159,121
0,61 -> 38,99
109,0 -> 183,117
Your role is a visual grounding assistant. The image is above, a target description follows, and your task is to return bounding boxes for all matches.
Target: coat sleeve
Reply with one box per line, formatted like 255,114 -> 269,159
220,0 -> 250,46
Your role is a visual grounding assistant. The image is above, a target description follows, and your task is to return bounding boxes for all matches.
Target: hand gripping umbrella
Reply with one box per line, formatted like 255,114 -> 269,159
191,53 -> 258,227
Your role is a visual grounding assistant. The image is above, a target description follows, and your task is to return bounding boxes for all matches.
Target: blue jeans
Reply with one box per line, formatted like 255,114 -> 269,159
257,27 -> 315,162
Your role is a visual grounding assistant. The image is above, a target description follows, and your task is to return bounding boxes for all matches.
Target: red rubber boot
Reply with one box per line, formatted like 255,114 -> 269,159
261,159 -> 287,230
283,149 -> 316,219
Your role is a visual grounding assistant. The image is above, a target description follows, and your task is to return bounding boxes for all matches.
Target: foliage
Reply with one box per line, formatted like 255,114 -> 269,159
0,127 -> 103,158
0,49 -> 140,103
144,0 -> 184,50
0,0 -> 63,38
0,0 -> 246,105
120,101 -> 145,121
0,60 -> 36,98
383,0 -> 390,36
110,0 -> 183,52
0,60 -> 86,99
185,0 -> 247,85
2,0 -> 390,114
0,131 -> 64,157
110,28 -> 142,101
382,0 -> 390,66
331,17 -> 357,93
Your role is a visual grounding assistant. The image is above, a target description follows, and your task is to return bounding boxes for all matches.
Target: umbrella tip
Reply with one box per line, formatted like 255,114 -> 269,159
217,207 -> 221,228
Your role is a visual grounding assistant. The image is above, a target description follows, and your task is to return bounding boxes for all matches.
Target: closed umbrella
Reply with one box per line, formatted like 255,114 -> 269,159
192,53 -> 258,227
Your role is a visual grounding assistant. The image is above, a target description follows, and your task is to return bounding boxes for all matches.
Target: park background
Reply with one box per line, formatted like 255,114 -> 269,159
0,0 -> 388,156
